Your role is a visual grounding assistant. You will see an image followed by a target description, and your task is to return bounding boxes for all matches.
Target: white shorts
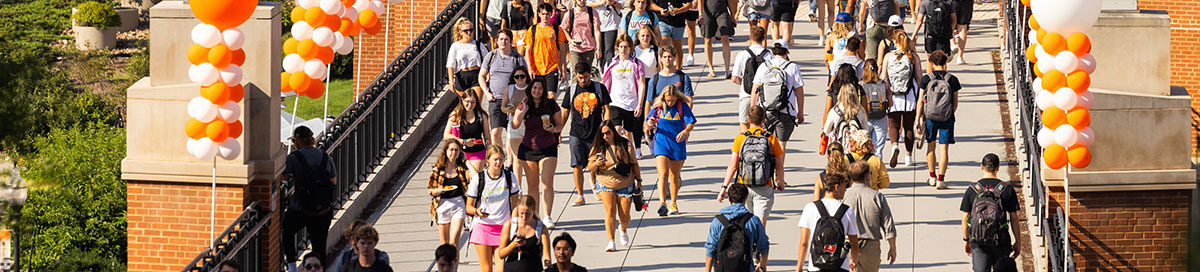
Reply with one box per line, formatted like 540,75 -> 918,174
436,197 -> 466,224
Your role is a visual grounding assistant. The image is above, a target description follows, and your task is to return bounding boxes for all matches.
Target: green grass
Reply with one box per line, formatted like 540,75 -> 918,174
283,78 -> 356,120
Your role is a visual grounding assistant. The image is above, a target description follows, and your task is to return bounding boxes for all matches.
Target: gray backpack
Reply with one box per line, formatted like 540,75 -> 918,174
759,62 -> 793,114
886,53 -> 913,95
863,82 -> 888,119
869,0 -> 895,23
923,72 -> 955,122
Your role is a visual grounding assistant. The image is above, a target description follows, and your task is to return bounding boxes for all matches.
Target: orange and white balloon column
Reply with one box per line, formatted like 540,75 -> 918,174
186,0 -> 256,161
282,0 -> 385,99
1024,0 -> 1101,169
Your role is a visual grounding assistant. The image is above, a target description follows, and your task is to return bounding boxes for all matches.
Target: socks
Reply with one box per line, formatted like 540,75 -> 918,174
937,174 -> 945,181
929,171 -> 937,178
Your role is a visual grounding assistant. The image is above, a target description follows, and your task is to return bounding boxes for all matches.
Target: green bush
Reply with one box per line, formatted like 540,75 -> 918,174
73,1 -> 119,29
125,48 -> 149,78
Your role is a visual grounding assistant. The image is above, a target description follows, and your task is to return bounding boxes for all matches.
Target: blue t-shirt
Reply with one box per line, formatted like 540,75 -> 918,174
619,11 -> 658,39
647,71 -> 694,102
647,102 -> 696,160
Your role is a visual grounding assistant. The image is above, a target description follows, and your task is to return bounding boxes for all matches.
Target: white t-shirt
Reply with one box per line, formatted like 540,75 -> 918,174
634,45 -> 658,79
731,44 -> 775,99
751,58 -> 806,117
446,42 -> 487,70
606,59 -> 642,111
829,55 -> 866,80
589,0 -> 621,31
466,170 -> 521,225
797,198 -> 860,271
883,54 -> 919,112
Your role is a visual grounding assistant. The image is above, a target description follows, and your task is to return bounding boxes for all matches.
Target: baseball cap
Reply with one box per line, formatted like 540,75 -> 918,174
835,12 -> 852,23
292,125 -> 314,140
888,15 -> 902,27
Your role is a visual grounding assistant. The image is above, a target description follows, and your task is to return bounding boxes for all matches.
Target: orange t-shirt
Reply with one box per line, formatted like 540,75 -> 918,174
524,24 -> 567,76
731,127 -> 785,184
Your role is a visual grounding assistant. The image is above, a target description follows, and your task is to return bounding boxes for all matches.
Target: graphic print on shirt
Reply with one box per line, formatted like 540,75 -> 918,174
573,92 -> 599,118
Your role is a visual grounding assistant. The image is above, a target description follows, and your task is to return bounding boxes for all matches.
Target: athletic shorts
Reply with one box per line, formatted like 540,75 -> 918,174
610,106 -> 638,128
701,10 -> 734,38
923,119 -> 956,144
489,100 -> 509,128
518,143 -> 558,161
683,10 -> 700,21
569,135 -> 594,167
658,23 -> 686,40
770,0 -> 797,22
956,0 -> 974,27
925,35 -> 952,55
765,112 -> 797,141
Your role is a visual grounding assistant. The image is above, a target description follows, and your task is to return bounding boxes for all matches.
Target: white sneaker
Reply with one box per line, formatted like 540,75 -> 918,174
905,155 -> 914,166
936,180 -> 949,190
635,148 -> 643,159
686,55 -> 695,66
619,229 -> 631,246
927,177 -> 937,187
605,240 -> 617,252
956,58 -> 966,65
542,217 -> 557,229
818,36 -> 825,46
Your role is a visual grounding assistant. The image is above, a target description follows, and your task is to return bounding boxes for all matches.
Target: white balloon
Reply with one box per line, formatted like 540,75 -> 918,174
297,0 -> 319,8
292,21 -> 314,41
1036,56 -> 1054,75
1054,52 -> 1078,74
332,33 -> 346,50
1027,31 -> 1037,46
371,0 -> 385,13
218,101 -> 241,122
1035,44 -> 1051,62
220,64 -> 243,85
218,138 -> 242,160
305,60 -> 329,81
1037,126 -> 1056,147
343,7 -> 359,22
1078,54 -> 1097,74
191,24 -> 222,47
1054,124 -> 1079,147
1053,87 -> 1078,110
221,28 -> 246,50
321,0 -> 345,15
1035,88 -> 1054,111
189,63 -> 220,85
1076,90 -> 1095,110
312,27 -> 336,47
188,97 -> 219,122
186,138 -> 200,158
353,0 -> 371,12
1076,127 -> 1095,147
193,138 -> 218,160
1031,0 -> 1102,34
283,54 -> 305,73
336,36 -> 355,54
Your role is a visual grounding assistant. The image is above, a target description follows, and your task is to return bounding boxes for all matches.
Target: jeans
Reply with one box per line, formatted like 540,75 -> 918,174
971,246 -> 1013,272
868,118 -> 888,156
283,206 -> 334,262
809,0 -> 818,14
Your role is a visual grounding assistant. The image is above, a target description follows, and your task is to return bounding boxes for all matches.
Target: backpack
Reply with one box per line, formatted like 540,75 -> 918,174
922,72 -> 955,122
750,0 -> 771,14
924,0 -> 954,37
968,183 -> 1009,247
484,50 -> 522,75
759,61 -> 794,114
649,70 -> 685,101
473,166 -> 516,210
741,49 -> 771,95
713,213 -> 754,272
845,153 -> 874,164
869,0 -> 896,23
810,201 -> 851,270
863,82 -> 888,119
831,107 -> 863,148
529,23 -> 562,55
292,152 -> 338,215
886,53 -> 913,95
566,7 -> 595,36
623,10 -> 658,31
737,130 -> 776,187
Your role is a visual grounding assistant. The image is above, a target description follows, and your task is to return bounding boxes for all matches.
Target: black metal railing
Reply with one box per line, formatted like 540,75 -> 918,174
182,202 -> 273,272
1002,1 -> 1074,271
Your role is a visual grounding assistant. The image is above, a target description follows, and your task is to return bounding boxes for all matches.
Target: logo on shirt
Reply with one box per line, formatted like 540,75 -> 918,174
573,92 -> 599,118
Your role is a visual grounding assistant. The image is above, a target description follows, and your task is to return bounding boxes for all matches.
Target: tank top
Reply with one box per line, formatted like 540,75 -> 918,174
504,220 -> 545,272
461,115 -> 486,153
440,175 -> 465,199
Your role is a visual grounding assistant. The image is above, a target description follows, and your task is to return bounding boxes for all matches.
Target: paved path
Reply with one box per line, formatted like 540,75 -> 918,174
362,2 -> 1018,271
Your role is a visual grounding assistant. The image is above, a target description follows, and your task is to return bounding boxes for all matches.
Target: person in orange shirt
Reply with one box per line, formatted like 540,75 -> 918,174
718,105 -> 787,230
525,3 -> 569,100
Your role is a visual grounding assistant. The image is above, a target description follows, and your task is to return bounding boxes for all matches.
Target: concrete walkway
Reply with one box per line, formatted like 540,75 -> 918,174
361,2 -> 1019,271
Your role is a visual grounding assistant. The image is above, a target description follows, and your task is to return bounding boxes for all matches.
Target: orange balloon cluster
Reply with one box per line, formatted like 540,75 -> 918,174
282,0 -> 385,99
1028,9 -> 1095,169
186,0 -> 255,160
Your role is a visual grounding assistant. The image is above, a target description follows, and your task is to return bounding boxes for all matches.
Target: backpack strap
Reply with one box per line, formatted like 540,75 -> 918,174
833,204 -> 849,219
814,201 -> 830,218
862,153 -> 873,161
715,214 -> 733,227
476,171 -> 488,198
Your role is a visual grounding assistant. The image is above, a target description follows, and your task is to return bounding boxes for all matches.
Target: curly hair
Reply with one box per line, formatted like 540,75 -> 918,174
428,139 -> 469,190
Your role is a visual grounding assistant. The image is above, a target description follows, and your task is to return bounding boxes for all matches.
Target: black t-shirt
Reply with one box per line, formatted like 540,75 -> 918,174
544,264 -> 589,272
918,71 -> 962,94
561,81 -> 611,140
340,258 -> 394,272
959,178 -> 1020,248
654,0 -> 689,27
502,2 -> 535,30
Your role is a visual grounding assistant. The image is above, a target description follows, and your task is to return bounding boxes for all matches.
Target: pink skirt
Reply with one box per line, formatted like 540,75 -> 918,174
465,150 -> 487,161
469,222 -> 504,246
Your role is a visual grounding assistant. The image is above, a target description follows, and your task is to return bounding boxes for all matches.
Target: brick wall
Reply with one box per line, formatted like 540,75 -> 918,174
126,181 -> 248,272
1048,188 -> 1190,271
1138,1 -> 1200,154
353,0 -> 446,93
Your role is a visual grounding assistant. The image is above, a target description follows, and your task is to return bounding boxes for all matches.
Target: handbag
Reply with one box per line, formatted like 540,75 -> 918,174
631,179 -> 646,212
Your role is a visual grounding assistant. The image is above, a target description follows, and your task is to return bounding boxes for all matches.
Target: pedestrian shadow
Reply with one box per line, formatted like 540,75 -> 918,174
606,261 -> 705,271
695,111 -> 740,119
954,134 -> 1015,144
896,218 -> 962,226
906,261 -> 970,268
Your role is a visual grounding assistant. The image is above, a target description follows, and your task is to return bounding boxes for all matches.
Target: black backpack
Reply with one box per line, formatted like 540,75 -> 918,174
292,152 -> 338,215
623,10 -> 658,32
713,213 -> 754,272
741,49 -> 771,95
810,202 -> 850,270
968,183 -> 1009,247
738,130 -> 775,187
846,153 -> 874,164
925,0 -> 954,37
869,0 -> 895,23
473,167 -> 516,209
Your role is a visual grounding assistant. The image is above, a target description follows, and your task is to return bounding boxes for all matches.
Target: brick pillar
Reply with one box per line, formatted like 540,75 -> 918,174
353,0 -> 446,92
127,182 -> 246,271
1047,188 -> 1191,271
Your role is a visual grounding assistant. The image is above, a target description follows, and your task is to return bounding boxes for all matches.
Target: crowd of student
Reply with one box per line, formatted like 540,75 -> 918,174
275,0 -> 1024,270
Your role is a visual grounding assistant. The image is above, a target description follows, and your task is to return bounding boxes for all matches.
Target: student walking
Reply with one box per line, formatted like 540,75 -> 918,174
847,130 -> 891,190
651,0 -> 693,68
547,233 -> 589,272
513,80 -> 565,228
503,68 -> 533,186
633,25 -> 661,91
913,0 -> 957,60
880,31 -> 921,167
750,44 -> 806,156
443,89 -> 491,172
768,0 -> 797,47
501,0 -> 535,51
283,126 -> 338,270
427,139 -> 471,248
914,50 -> 960,189
796,173 -> 860,272
339,220 -> 392,271
466,146 -> 522,272
435,244 -> 459,272
588,0 -> 622,69
861,59 -> 891,157
704,183 -> 770,272
481,30 -> 530,147
588,121 -> 642,251
699,0 -> 734,78
498,195 -> 554,272
340,224 -> 392,272
619,0 -> 661,40
859,0 -> 898,60
812,142 -> 850,202
601,35 -> 649,158
741,0 -> 772,34
300,252 -> 325,272
561,0 -> 602,76
561,62 -> 612,208
823,84 -> 869,151
645,47 -> 694,114
525,4 -> 570,98
646,85 -> 696,216
447,18 -> 490,95
828,36 -> 865,81
718,105 -> 787,229
731,26 -> 774,131
951,0 -> 973,64
842,162 -> 897,272
960,154 -> 1022,271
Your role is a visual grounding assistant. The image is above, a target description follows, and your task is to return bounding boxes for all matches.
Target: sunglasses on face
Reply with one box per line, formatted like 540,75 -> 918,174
602,130 -> 613,135
304,263 -> 322,270
514,74 -> 529,79
461,28 -> 474,33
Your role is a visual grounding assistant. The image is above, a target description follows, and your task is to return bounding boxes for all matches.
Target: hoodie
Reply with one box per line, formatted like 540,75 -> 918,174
704,204 -> 770,258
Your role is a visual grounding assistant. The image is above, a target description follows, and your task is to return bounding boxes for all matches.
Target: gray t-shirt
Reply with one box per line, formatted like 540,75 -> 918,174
285,146 -> 337,181
842,184 -> 896,241
481,50 -> 528,97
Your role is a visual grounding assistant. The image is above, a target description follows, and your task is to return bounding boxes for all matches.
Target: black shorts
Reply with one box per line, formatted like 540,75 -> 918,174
701,11 -> 734,38
488,100 -> 508,128
683,10 -> 700,21
925,35 -> 952,55
765,112 -> 796,141
454,69 -> 481,92
955,0 -> 973,27
568,136 -> 594,167
770,0 -> 797,22
518,144 -> 558,161
609,106 -> 637,127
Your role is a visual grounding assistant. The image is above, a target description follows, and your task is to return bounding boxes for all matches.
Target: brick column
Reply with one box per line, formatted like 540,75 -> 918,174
353,0 -> 445,92
1047,188 -> 1191,271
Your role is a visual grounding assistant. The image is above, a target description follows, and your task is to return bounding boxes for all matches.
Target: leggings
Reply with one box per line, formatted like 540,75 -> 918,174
887,111 -> 916,153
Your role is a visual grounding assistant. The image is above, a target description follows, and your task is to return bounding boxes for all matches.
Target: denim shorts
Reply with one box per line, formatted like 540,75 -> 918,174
747,12 -> 771,21
924,119 -> 956,145
595,183 -> 634,198
658,23 -> 685,40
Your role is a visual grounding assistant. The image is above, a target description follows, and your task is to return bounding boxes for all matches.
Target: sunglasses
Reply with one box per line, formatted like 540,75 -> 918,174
602,130 -> 613,135
514,74 -> 529,79
304,263 -> 322,270
461,28 -> 474,33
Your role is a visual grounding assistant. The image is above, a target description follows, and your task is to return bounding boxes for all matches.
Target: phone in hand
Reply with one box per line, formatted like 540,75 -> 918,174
474,139 -> 485,145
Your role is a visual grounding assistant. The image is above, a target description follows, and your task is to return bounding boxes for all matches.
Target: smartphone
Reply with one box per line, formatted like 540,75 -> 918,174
475,139 -> 485,145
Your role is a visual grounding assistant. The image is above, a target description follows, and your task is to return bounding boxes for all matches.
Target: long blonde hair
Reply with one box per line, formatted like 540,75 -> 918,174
836,84 -> 863,121
656,85 -> 691,107
453,18 -> 473,42
828,21 -> 854,43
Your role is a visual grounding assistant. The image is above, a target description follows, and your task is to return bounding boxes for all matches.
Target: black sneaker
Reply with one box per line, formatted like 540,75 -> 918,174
657,204 -> 669,217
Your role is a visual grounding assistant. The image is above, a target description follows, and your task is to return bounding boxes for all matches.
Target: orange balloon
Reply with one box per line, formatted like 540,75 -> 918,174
363,22 -> 382,35
1026,44 -> 1038,63
1020,0 -> 1029,7
231,49 -> 245,66
228,120 -> 244,138
280,72 -> 293,92
283,38 -> 300,55
1033,68 -> 1043,77
202,82 -> 231,104
290,71 -> 311,91
229,84 -> 245,103
340,19 -> 361,36
1067,33 -> 1091,56
207,44 -> 232,68
307,79 -> 326,99
291,6 -> 307,23
317,46 -> 335,64
1042,106 -> 1067,128
1036,29 -> 1046,44
1043,144 -> 1068,169
189,0 -> 257,30
187,44 -> 210,65
1067,108 -> 1090,128
1041,70 -> 1066,90
1028,16 -> 1040,30
324,14 -> 341,29
185,118 -> 207,139
293,83 -> 309,96
1040,32 -> 1066,55
305,7 -> 327,26
1067,71 -> 1090,93
341,0 -> 357,7
1067,146 -> 1092,168
298,39 -> 319,59
206,120 -> 230,142
359,9 -> 379,29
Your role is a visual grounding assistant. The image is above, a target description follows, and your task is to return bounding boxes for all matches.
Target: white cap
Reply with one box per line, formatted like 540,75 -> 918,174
888,15 -> 903,27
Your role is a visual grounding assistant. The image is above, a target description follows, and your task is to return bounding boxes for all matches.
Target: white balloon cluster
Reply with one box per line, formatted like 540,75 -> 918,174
187,23 -> 245,161
1025,0 -> 1101,169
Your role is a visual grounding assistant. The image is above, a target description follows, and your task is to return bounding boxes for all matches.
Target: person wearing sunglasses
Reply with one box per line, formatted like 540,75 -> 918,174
298,252 -> 324,272
502,67 -> 532,190
447,18 -> 490,98
587,121 -> 641,252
